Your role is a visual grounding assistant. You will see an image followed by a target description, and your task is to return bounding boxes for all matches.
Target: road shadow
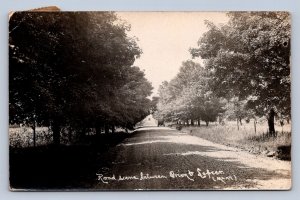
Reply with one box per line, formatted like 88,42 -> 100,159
93,129 -> 291,190
9,133 -> 130,190
10,128 -> 291,190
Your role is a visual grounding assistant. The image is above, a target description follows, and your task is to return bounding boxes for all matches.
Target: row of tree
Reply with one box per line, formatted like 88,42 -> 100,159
9,12 -> 153,145
155,12 -> 291,135
155,61 -> 225,126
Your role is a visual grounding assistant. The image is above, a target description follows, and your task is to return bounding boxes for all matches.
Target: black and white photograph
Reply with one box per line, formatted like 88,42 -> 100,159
9,11 -> 291,190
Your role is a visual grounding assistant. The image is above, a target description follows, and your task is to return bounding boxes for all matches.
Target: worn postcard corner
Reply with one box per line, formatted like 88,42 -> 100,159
9,6 -> 60,20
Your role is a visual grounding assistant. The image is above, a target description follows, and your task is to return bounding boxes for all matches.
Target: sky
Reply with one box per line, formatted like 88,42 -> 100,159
116,12 -> 229,97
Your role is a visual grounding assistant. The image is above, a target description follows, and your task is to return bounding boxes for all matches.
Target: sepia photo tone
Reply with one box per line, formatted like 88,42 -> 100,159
9,11 -> 291,190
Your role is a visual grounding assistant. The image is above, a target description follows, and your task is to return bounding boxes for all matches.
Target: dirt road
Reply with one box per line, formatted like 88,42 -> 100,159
93,127 -> 291,190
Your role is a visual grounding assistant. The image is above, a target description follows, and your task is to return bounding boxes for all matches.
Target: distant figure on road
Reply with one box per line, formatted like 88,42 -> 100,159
157,119 -> 165,127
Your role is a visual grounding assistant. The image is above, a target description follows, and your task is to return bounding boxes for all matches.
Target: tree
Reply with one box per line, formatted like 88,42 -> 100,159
191,12 -> 291,136
150,96 -> 159,114
156,60 -> 225,126
9,12 -> 68,145
194,91 -> 225,126
223,97 -> 249,130
62,13 -> 149,135
9,12 -> 152,145
108,66 -> 153,130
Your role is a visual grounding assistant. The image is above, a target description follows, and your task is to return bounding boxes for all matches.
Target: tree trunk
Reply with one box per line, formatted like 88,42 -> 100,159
197,119 -> 201,127
111,125 -> 115,134
68,126 -> 73,142
80,127 -> 86,139
254,118 -> 257,134
268,108 -> 276,137
186,120 -> 189,126
279,119 -> 284,134
32,124 -> 36,147
52,121 -> 60,145
96,125 -> 101,135
104,124 -> 110,134
31,114 -> 36,147
239,117 -> 242,125
237,118 -> 239,130
191,119 -> 194,126
205,121 -> 209,126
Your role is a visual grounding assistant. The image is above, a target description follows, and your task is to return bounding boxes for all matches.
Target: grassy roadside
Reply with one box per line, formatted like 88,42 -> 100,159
180,121 -> 291,161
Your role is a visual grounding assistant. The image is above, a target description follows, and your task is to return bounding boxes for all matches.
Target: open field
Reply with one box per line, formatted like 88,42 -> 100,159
181,120 -> 291,160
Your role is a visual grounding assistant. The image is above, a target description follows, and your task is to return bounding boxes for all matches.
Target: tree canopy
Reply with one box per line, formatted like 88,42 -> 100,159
155,12 -> 290,134
9,12 -> 152,144
155,60 -> 225,126
190,12 -> 291,116
190,12 -> 291,135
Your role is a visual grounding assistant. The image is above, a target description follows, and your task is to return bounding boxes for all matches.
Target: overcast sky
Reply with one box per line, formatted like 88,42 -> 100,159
116,12 -> 229,97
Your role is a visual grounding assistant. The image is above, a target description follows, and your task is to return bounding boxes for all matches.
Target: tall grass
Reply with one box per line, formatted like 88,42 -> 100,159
9,127 -> 78,148
9,127 -> 52,148
9,126 -> 131,148
181,119 -> 291,157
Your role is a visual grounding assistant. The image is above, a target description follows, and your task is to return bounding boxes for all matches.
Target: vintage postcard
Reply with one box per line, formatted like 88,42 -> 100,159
9,11 -> 291,190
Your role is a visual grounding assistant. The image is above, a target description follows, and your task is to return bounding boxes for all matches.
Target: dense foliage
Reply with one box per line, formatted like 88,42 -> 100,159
155,60 -> 225,126
156,12 -> 290,135
9,12 -> 152,145
191,12 -> 291,135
